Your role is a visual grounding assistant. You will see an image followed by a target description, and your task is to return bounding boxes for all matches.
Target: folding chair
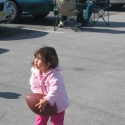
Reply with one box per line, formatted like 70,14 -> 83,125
92,0 -> 110,26
53,0 -> 85,32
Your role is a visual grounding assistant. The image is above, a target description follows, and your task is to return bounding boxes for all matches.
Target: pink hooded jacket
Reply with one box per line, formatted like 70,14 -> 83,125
29,65 -> 69,113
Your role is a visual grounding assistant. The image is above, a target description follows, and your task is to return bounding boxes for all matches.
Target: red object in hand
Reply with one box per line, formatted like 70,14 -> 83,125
25,93 -> 58,116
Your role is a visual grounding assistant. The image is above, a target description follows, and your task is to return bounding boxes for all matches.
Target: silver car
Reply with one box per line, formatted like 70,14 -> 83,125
0,0 -> 13,24
110,0 -> 125,8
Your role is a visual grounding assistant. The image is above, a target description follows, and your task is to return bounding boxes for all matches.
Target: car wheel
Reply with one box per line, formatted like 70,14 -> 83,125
111,4 -> 124,8
9,1 -> 21,23
32,13 -> 49,18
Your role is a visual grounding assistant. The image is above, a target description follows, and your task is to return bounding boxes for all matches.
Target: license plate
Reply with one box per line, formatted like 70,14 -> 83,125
0,12 -> 6,20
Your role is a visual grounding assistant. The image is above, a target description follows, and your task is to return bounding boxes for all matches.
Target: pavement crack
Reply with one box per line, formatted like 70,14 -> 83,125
0,112 -> 7,120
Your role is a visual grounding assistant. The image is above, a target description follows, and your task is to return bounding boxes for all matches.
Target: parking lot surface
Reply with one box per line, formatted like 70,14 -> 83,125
0,7 -> 125,125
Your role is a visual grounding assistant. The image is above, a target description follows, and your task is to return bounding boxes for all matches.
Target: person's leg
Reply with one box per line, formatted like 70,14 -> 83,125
83,2 -> 102,26
85,2 -> 102,19
77,12 -> 83,24
50,111 -> 65,125
34,115 -> 49,125
81,2 -> 93,26
84,2 -> 93,20
61,15 -> 67,22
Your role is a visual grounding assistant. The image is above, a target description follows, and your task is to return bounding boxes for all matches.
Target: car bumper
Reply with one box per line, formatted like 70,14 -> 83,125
0,7 -> 13,23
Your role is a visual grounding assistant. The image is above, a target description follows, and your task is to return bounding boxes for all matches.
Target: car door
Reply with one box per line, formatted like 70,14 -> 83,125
15,0 -> 38,12
15,0 -> 53,12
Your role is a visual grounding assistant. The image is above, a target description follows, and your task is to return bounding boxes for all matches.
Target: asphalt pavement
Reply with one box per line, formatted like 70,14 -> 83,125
0,7 -> 125,125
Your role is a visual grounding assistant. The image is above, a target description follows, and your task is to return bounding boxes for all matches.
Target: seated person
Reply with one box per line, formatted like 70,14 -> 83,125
58,0 -> 104,27
58,0 -> 87,27
83,0 -> 104,26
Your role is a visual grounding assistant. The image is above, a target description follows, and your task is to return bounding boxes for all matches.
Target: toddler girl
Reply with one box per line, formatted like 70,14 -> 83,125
29,46 -> 69,125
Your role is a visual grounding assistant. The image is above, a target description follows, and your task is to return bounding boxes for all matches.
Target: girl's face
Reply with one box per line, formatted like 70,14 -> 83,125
34,53 -> 48,74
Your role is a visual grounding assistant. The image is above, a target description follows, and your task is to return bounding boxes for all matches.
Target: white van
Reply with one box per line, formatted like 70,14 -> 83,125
0,0 -> 13,23
110,0 -> 125,8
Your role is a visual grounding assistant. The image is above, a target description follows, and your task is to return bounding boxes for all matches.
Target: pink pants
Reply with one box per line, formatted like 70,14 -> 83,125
34,111 -> 65,125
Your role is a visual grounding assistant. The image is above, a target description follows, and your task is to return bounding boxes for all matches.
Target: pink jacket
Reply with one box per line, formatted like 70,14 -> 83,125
29,65 -> 69,113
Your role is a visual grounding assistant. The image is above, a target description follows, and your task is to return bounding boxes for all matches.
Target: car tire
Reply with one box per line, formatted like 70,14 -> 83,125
111,4 -> 124,8
32,13 -> 49,18
9,1 -> 22,23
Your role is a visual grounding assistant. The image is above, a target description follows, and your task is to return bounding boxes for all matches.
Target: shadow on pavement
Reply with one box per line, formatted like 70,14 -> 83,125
0,92 -> 21,99
0,26 -> 48,41
0,48 -> 10,54
13,16 -> 54,26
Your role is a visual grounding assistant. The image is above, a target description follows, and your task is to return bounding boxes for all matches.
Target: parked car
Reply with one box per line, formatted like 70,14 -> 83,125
0,0 -> 13,24
9,0 -> 54,23
110,0 -> 125,8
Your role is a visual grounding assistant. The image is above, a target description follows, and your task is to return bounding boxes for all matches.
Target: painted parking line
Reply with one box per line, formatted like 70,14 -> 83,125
21,27 -> 65,34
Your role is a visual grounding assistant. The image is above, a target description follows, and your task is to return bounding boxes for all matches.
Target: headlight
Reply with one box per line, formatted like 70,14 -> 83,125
6,1 -> 12,8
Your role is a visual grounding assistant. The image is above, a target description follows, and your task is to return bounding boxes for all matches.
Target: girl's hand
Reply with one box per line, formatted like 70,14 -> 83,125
35,98 -> 48,112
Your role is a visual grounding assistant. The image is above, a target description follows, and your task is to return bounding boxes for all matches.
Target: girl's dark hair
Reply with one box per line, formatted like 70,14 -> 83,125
33,46 -> 59,69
